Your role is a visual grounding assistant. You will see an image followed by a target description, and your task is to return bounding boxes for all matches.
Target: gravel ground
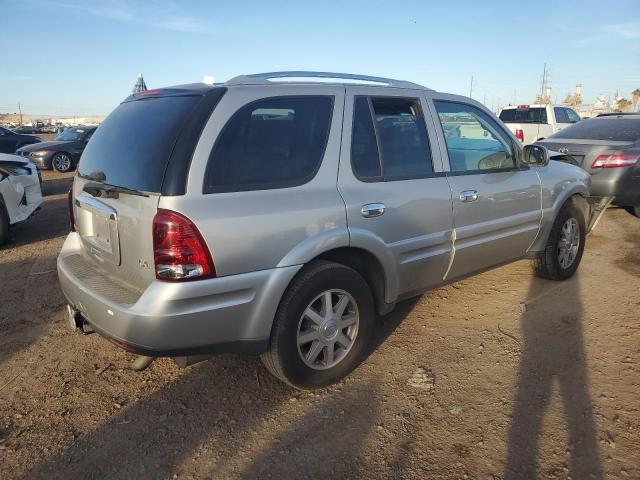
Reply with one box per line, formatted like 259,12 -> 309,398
0,170 -> 638,479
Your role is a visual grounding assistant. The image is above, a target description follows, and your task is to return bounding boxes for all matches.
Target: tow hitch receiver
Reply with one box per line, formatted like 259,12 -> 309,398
66,305 -> 94,335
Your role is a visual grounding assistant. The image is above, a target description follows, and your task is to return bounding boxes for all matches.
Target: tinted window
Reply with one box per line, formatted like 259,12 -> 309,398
372,97 -> 433,179
435,101 -> 517,172
550,117 -> 640,142
554,107 -> 570,124
499,107 -> 548,124
351,97 -> 433,180
351,97 -> 381,178
78,95 -> 203,192
566,109 -> 581,123
204,96 -> 333,193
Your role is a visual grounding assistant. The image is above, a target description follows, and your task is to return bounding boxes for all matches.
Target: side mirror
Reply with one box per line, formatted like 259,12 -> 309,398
523,144 -> 549,166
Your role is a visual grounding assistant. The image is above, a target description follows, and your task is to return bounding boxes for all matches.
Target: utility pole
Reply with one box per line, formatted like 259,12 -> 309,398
483,94 -> 487,106
540,63 -> 547,100
469,75 -> 474,99
18,103 -> 23,126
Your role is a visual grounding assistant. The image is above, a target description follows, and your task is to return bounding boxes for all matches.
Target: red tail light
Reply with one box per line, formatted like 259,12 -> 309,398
152,209 -> 215,281
68,188 -> 76,232
591,153 -> 640,169
515,129 -> 524,143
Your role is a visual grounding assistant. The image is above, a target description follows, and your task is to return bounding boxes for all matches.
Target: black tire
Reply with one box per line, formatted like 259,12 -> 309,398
533,202 -> 586,280
632,206 -> 640,218
261,260 -> 375,389
0,199 -> 9,246
52,152 -> 73,173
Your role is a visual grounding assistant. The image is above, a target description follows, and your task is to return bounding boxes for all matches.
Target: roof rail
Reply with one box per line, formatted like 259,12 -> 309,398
225,71 -> 428,89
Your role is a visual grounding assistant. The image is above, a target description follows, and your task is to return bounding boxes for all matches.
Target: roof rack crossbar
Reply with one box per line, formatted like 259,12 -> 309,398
225,71 -> 427,89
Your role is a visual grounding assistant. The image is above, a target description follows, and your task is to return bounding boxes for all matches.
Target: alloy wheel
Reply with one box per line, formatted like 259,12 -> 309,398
557,217 -> 580,269
296,289 -> 359,370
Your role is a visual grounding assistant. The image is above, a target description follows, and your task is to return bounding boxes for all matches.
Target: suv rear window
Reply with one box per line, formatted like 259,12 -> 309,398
499,107 -> 548,124
204,96 -> 333,193
351,96 -> 434,181
78,95 -> 206,192
550,117 -> 640,142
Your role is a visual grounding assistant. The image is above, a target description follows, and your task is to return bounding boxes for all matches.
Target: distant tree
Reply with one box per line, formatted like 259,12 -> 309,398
632,88 -> 640,108
615,97 -> 632,112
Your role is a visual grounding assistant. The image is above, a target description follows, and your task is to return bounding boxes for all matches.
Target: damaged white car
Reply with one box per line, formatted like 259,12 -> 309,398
0,153 -> 43,245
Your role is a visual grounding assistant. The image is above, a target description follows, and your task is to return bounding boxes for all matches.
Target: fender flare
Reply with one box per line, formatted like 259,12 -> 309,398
529,184 -> 589,254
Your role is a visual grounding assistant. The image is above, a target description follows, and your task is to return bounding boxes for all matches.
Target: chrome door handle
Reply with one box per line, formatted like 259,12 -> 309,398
459,190 -> 479,202
361,203 -> 386,218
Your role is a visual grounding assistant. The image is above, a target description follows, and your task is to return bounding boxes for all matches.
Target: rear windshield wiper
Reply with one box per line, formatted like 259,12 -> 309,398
83,182 -> 149,198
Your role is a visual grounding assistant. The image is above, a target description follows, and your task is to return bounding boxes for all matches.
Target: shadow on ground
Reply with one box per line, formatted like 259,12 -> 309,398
504,275 -> 602,479
19,299 -> 419,479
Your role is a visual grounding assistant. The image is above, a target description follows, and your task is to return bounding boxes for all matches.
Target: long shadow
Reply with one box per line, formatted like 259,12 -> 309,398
19,295 -> 421,479
504,275 -> 602,479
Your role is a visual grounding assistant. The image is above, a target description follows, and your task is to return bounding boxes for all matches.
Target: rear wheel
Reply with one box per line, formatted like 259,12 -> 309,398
52,153 -> 72,172
533,202 -> 585,280
261,260 -> 375,389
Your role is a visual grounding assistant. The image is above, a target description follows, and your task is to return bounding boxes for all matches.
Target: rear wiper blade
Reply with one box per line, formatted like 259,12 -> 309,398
83,182 -> 149,198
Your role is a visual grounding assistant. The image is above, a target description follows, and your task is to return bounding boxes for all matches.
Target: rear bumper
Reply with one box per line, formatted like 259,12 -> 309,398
590,166 -> 640,206
57,233 -> 301,356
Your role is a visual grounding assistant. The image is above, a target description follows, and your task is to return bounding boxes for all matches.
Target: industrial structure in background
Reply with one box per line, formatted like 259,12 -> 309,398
132,74 -> 148,94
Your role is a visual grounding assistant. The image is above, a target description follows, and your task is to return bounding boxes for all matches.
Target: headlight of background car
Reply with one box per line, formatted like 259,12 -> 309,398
29,150 -> 49,157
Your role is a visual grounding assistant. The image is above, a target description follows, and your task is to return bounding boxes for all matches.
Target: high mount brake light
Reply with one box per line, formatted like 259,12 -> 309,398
591,153 -> 640,169
152,209 -> 215,281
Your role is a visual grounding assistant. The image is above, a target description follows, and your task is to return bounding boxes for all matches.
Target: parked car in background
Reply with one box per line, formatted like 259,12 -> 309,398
499,104 -> 581,144
16,125 -> 97,172
0,154 -> 43,245
58,72 -> 594,389
0,126 -> 42,154
536,113 -> 640,217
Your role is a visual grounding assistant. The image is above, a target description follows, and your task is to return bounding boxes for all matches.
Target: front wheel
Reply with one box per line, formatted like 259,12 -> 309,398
533,202 -> 586,280
52,152 -> 73,172
261,261 -> 375,389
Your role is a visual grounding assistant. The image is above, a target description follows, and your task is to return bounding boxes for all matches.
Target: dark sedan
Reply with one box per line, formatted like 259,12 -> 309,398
537,114 -> 640,216
16,126 -> 97,172
0,126 -> 42,154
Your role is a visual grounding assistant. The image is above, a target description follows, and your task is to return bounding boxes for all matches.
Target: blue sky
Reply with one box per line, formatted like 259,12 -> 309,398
1,0 -> 639,117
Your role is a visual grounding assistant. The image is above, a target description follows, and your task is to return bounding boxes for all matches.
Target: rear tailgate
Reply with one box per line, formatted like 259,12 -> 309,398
70,87 -> 226,295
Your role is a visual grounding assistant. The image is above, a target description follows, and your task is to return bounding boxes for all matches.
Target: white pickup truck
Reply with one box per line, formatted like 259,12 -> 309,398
498,104 -> 581,144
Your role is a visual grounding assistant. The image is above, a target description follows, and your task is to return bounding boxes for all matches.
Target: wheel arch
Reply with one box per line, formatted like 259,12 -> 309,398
313,247 -> 390,315
528,190 -> 589,255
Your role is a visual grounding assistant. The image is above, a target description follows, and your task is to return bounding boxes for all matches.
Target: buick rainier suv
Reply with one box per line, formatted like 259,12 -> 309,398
58,72 -> 594,389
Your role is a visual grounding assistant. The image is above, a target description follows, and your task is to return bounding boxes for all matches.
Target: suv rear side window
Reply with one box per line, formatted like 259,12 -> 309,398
351,96 -> 433,181
204,96 -> 333,193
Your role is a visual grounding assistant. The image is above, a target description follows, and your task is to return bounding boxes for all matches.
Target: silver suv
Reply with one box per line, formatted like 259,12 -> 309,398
58,72 -> 593,389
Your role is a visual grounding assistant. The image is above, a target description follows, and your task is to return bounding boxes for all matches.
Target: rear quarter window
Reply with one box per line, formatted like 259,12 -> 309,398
204,96 -> 333,193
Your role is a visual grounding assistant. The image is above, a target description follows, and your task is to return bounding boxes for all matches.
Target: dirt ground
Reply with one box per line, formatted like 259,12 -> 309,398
0,170 -> 638,480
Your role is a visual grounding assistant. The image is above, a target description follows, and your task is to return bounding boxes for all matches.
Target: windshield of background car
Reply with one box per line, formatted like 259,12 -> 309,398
55,128 -> 86,141
549,118 -> 640,142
